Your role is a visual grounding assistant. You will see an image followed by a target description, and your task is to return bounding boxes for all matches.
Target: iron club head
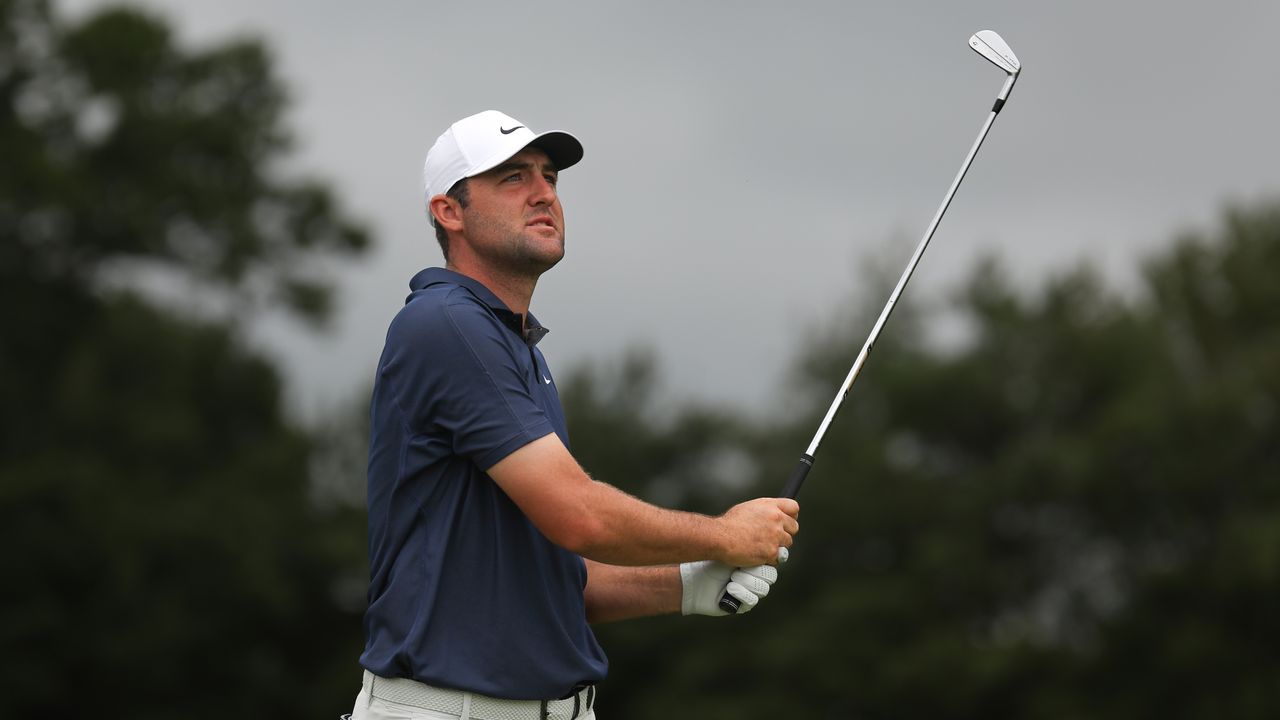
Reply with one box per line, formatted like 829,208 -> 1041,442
969,30 -> 1020,75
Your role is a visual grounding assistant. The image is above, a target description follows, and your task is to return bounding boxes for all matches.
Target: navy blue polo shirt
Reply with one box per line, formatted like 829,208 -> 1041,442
360,267 -> 608,700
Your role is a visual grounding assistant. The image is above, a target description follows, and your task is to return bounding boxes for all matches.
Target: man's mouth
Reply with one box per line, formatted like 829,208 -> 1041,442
527,216 -> 556,229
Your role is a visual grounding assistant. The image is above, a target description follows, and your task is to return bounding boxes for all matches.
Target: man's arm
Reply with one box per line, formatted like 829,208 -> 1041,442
583,559 -> 781,623
582,560 -> 680,624
487,433 -> 799,568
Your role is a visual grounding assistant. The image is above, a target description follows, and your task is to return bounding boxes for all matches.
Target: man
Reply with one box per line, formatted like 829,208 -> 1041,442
349,110 -> 800,720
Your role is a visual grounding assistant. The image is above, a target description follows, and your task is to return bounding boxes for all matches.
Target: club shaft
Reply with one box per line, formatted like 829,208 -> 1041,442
719,74 -> 1017,615
803,104 -> 1004,461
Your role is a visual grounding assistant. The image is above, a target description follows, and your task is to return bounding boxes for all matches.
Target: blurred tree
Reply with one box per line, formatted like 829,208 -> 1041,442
561,348 -> 762,512
8,3 -> 1277,718
0,0 -> 368,717
581,203 -> 1280,718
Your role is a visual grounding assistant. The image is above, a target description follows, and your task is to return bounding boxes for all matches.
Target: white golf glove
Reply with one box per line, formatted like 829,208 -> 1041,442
679,561 -> 778,616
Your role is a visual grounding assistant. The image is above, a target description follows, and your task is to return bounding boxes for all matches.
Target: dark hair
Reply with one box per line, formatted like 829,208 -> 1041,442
431,179 -> 471,261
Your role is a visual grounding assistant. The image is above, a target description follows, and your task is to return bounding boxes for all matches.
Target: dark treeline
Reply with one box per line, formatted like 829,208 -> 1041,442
581,203 -> 1280,717
3,2 -> 1277,717
1,1 -> 369,716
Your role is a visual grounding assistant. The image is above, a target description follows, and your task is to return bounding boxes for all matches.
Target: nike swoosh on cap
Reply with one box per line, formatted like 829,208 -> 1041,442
500,125 -> 525,135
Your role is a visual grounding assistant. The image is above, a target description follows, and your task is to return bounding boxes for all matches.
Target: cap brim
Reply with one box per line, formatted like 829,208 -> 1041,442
528,130 -> 583,172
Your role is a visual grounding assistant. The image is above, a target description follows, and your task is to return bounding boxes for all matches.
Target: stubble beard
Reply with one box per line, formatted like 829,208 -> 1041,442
469,212 -> 565,279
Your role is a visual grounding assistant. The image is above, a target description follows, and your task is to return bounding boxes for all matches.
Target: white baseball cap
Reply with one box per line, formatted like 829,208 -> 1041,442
423,110 -> 584,205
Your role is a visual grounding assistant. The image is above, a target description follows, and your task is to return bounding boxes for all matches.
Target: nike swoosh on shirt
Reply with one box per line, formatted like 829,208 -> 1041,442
543,376 -> 552,384
500,125 -> 525,135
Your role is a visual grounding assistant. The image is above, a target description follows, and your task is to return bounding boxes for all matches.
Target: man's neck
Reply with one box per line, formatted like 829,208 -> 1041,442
446,262 -> 536,323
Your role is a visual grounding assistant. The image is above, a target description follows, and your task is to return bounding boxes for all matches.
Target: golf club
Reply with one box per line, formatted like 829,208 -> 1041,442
720,30 -> 1021,614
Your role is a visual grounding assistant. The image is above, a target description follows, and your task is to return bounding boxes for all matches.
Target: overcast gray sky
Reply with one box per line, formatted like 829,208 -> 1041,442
67,0 -> 1280,421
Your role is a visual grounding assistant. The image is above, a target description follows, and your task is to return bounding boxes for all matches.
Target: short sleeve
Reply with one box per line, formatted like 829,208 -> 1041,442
378,290 -> 554,470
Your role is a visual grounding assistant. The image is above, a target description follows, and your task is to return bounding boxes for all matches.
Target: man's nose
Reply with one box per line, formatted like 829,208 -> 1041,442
528,175 -> 556,205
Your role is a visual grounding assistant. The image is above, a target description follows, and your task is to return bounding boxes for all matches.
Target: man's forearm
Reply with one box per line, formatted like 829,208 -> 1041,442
569,480 -> 730,565
489,433 -> 798,568
583,560 -> 681,624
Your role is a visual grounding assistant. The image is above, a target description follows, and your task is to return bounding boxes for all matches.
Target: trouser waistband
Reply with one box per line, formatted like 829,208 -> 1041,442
362,670 -> 595,720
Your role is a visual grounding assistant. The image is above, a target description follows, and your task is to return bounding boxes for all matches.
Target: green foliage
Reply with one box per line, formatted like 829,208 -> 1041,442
562,348 -> 760,513
586,204 -> 1280,718
1,0 -> 367,314
5,2 -> 1279,717
0,294 -> 360,717
1,0 -> 367,716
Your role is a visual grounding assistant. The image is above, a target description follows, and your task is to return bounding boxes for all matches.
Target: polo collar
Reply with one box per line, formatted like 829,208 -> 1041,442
409,267 -> 549,347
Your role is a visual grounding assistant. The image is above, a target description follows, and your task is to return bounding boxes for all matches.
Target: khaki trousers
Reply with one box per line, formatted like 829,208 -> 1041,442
347,671 -> 598,720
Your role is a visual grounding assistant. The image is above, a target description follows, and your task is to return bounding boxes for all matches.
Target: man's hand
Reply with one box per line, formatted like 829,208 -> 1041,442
679,561 -> 779,616
717,498 -> 800,568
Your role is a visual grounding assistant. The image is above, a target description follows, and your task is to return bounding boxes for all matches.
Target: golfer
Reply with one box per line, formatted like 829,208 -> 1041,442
348,110 -> 800,720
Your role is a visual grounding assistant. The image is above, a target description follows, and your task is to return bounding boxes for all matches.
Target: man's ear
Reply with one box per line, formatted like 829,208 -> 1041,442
429,195 -> 464,234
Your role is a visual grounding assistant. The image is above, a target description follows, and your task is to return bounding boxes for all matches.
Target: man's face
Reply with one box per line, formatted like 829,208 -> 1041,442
459,147 -> 566,276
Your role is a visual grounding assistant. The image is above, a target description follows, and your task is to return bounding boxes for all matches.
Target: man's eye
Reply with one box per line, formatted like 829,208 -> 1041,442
545,175 -> 559,186
503,172 -> 522,182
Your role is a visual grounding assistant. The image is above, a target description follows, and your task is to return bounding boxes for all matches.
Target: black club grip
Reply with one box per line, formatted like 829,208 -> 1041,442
780,453 -> 814,500
718,592 -> 743,614
717,454 -> 813,614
